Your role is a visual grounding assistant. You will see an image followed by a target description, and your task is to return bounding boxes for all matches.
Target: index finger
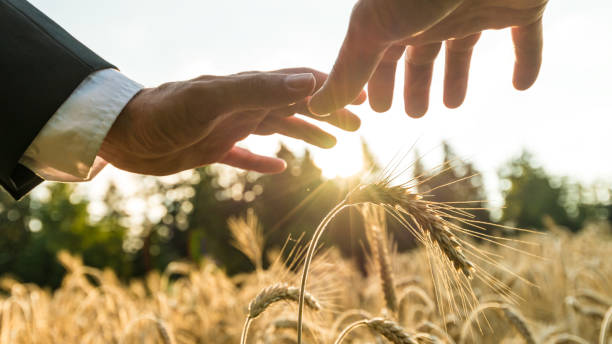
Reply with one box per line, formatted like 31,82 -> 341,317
512,17 -> 544,91
308,25 -> 389,115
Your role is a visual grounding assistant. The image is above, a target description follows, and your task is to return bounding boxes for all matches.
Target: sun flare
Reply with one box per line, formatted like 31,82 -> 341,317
314,134 -> 364,179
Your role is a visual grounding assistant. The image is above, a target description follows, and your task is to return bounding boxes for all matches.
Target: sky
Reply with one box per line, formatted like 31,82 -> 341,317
30,0 -> 612,208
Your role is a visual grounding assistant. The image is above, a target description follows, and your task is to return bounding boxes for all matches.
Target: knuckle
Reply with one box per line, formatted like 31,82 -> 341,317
243,74 -> 270,92
408,44 -> 442,66
184,80 -> 227,114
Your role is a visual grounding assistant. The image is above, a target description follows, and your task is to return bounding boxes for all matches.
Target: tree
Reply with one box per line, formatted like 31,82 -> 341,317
499,152 -> 574,231
413,142 -> 491,224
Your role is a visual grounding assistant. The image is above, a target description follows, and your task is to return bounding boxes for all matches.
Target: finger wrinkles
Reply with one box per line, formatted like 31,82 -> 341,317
404,43 -> 442,117
406,43 -> 442,66
446,32 -> 480,52
443,33 -> 480,109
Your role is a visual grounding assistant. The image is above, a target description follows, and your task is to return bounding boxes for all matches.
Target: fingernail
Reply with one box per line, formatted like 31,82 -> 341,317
322,135 -> 337,149
285,73 -> 315,91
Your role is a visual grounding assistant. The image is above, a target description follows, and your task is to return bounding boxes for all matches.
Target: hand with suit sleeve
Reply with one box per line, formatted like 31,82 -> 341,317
1,0 -> 364,199
308,0 -> 548,117
99,69 -> 364,176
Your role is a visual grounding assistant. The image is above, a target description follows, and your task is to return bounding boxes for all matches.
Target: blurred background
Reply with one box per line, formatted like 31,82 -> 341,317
1,0 -> 611,288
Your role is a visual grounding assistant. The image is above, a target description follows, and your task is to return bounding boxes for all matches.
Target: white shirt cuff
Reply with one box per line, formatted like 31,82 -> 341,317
19,68 -> 143,182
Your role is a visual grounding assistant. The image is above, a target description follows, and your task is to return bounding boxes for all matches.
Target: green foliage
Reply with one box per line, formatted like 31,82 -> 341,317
499,151 -> 610,231
0,183 -> 129,287
1,143 -> 610,287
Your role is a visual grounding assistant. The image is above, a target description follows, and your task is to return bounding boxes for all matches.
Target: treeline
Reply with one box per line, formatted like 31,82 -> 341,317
0,142 -> 610,287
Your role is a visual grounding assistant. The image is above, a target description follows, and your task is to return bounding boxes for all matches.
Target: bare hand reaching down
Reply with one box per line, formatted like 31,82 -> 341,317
308,0 -> 548,117
99,68 -> 365,176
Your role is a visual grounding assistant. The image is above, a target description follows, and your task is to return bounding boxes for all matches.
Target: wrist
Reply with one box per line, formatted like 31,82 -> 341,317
99,88 -> 146,162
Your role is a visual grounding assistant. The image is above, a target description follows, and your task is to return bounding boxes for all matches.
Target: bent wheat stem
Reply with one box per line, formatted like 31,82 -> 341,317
600,306 -> 612,344
245,283 -> 321,344
240,317 -> 252,344
334,318 -> 418,344
297,200 -> 348,344
333,319 -> 368,344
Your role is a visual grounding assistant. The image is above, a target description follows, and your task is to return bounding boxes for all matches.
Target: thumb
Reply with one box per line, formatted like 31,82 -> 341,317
221,72 -> 316,112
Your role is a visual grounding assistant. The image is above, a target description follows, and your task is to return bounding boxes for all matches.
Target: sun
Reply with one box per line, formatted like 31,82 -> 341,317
314,134 -> 364,179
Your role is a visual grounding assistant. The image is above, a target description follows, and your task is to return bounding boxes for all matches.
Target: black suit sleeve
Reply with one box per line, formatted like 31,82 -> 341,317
0,0 -> 115,199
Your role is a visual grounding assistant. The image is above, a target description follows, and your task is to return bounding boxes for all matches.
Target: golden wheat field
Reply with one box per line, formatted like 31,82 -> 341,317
1,202 -> 611,344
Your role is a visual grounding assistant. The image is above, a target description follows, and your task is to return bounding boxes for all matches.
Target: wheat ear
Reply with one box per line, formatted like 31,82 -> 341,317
501,305 -> 536,344
242,283 -> 321,344
120,315 -> 173,344
416,321 -> 456,344
334,318 -> 418,344
460,302 -> 535,344
228,208 -> 264,270
600,306 -> 612,344
362,204 -> 398,313
398,286 -> 435,325
349,182 -> 475,278
298,178 -> 478,344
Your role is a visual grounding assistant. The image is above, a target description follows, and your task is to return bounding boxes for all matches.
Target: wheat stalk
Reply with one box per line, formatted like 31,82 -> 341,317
398,286 -> 435,325
567,296 -> 606,319
362,204 -> 398,314
600,306 -> 612,344
332,309 -> 373,334
297,177 -> 483,343
248,283 -> 320,319
395,276 -> 424,290
501,305 -> 536,344
119,315 -> 173,344
414,332 -> 444,344
416,321 -> 456,344
460,302 -> 535,344
349,182 -> 475,278
576,288 -> 612,307
263,318 -> 315,344
296,201 -> 348,344
228,208 -> 265,271
334,317 -> 419,344
241,283 -> 321,344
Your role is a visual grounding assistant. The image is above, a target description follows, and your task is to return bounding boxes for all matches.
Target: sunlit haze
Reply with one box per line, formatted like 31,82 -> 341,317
30,0 -> 612,208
